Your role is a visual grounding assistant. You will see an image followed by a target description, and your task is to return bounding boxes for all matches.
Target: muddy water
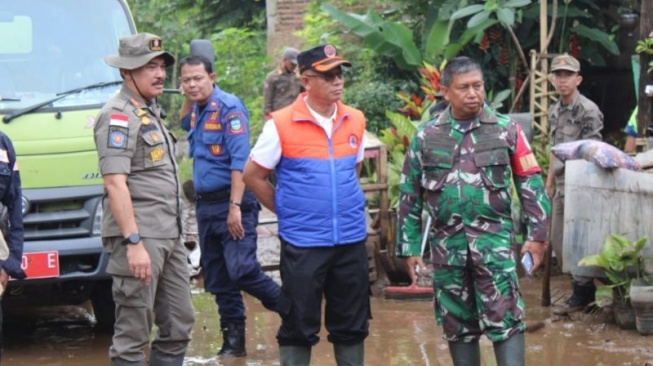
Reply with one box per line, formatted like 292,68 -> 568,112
2,274 -> 653,366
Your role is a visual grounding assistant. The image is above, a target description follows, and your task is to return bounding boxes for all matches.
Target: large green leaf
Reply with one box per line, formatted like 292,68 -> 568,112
424,19 -> 452,62
504,0 -> 532,7
522,4 -> 591,19
571,24 -> 620,55
321,4 -> 421,69
444,19 -> 498,59
467,11 -> 491,28
632,236 -> 648,253
450,4 -> 485,21
386,110 -> 419,137
595,286 -> 614,307
496,8 -> 515,27
578,253 -> 610,269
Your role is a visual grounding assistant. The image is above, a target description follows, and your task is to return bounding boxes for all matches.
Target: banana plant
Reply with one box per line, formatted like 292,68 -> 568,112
320,1 -> 486,68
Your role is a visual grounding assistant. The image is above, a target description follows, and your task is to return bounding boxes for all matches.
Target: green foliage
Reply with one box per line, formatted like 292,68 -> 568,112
451,0 -> 531,28
175,0 -> 266,32
521,0 -> 621,66
295,10 -> 342,46
209,28 -> 269,138
344,81 -> 403,134
177,155 -> 194,184
321,4 -> 422,69
130,2 -> 268,134
579,234 -> 650,306
635,37 -> 653,73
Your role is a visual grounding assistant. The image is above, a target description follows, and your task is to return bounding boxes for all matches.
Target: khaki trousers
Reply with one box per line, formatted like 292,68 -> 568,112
104,237 -> 195,362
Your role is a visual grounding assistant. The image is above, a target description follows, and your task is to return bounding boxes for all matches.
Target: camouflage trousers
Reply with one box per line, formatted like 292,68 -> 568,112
432,254 -> 525,343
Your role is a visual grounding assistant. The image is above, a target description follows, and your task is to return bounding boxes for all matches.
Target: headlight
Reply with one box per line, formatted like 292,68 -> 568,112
92,200 -> 103,236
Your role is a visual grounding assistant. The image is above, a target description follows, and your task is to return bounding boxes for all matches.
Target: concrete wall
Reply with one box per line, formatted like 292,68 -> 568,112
266,0 -> 309,63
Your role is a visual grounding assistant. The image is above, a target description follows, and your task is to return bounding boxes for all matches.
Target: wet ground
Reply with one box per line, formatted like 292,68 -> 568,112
3,207 -> 653,365
2,274 -> 653,366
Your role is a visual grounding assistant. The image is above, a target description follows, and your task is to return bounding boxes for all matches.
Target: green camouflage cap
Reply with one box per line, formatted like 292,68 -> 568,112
551,53 -> 580,73
104,33 -> 175,70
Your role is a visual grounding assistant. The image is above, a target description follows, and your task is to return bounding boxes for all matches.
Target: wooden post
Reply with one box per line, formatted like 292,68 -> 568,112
638,0 -> 653,136
538,0 -> 554,308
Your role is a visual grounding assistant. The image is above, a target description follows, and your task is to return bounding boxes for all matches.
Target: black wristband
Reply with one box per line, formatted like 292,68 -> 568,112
229,200 -> 241,207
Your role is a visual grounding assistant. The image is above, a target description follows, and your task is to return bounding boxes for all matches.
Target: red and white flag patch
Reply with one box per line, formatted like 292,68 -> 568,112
110,114 -> 129,128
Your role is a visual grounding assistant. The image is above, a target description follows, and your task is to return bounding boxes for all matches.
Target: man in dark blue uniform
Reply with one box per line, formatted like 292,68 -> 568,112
0,131 -> 27,360
179,55 -> 281,358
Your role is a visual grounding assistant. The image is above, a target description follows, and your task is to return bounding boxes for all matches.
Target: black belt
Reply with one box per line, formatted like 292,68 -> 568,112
195,189 -> 230,202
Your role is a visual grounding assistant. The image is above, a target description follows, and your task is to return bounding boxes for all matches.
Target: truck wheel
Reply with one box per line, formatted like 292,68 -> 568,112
90,280 -> 115,334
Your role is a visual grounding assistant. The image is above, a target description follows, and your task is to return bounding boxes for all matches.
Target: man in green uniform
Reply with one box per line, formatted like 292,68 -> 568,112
546,53 -> 604,315
94,32 -> 195,366
398,56 -> 550,366
263,47 -> 301,117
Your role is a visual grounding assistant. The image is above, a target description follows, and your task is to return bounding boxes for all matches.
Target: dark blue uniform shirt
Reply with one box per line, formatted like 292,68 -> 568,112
182,86 -> 252,193
0,132 -> 25,278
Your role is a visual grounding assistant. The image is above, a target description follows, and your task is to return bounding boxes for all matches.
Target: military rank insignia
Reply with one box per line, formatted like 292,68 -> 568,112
150,146 -> 164,162
108,114 -> 129,149
149,132 -> 161,143
226,112 -> 246,135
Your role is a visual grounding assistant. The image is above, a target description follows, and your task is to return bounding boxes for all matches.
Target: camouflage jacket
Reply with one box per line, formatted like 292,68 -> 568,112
397,106 -> 550,266
548,93 -> 603,179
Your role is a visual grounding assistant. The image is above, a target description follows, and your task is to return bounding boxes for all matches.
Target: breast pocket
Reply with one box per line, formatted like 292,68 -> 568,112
474,148 -> 510,190
141,131 -> 167,169
202,131 -> 226,157
561,122 -> 581,140
421,151 -> 453,192
274,78 -> 290,94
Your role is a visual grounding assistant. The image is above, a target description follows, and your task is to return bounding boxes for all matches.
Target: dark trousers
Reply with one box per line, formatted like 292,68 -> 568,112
196,191 -> 280,326
276,238 -> 370,347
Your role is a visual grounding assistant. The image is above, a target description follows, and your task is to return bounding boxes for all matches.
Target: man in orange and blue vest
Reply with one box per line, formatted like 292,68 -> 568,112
243,44 -> 369,366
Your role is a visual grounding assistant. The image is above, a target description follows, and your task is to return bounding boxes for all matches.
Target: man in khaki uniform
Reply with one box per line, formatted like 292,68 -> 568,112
263,47 -> 301,117
546,53 -> 603,315
94,32 -> 195,366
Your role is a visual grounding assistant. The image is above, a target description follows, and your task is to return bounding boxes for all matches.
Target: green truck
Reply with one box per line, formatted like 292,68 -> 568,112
0,0 -> 137,331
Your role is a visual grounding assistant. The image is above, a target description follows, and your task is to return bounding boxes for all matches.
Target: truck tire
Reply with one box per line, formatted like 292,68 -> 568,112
90,280 -> 115,334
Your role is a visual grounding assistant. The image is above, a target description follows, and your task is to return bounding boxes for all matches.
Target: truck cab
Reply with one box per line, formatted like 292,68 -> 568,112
0,0 -> 136,332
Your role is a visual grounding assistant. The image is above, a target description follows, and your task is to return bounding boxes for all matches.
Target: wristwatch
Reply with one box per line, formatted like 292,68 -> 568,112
121,233 -> 141,246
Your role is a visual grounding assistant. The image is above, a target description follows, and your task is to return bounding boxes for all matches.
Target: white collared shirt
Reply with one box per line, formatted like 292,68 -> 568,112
250,97 -> 365,169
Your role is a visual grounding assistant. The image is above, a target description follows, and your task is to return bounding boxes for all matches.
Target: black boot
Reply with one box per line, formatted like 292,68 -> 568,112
110,357 -> 145,366
493,332 -> 525,366
448,340 -> 480,366
334,342 -> 364,366
149,350 -> 185,366
553,282 -> 596,315
217,323 -> 246,358
279,345 -> 311,366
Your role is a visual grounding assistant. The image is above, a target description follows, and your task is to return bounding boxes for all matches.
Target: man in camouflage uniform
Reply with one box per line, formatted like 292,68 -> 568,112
398,56 -> 550,366
263,47 -> 301,117
94,33 -> 195,366
546,53 -> 603,315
